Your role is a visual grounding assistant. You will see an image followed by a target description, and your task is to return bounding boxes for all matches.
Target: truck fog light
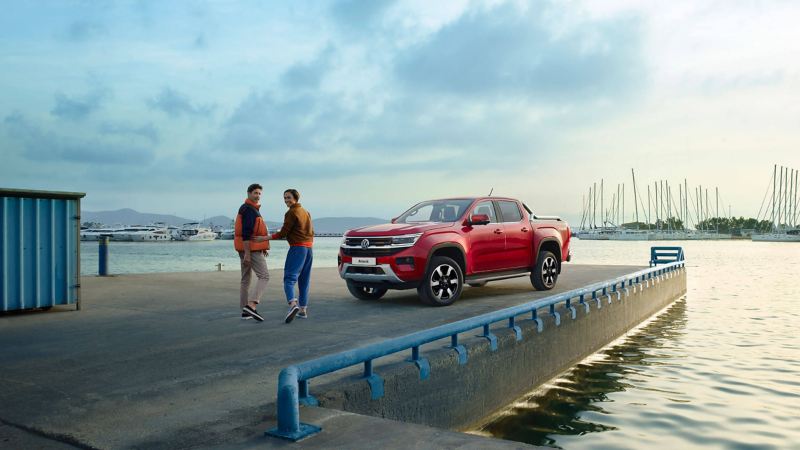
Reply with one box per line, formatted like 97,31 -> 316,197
396,256 -> 415,266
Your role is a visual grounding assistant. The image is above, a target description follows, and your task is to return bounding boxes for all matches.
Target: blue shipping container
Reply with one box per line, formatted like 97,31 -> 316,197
1,189 -> 85,312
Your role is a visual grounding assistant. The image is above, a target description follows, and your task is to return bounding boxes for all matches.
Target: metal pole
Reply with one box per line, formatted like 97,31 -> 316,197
772,164 -> 777,231
716,187 -> 719,234
601,179 -> 604,227
647,185 -> 651,230
593,182 -> 597,228
631,169 -> 639,228
784,166 -> 790,229
76,199 -> 82,311
99,237 -> 109,276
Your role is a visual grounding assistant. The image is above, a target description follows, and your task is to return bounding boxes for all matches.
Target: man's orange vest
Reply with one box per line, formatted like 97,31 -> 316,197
234,199 -> 270,252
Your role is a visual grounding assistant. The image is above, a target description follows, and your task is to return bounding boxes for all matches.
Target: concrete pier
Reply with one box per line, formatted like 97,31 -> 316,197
0,264 -> 681,449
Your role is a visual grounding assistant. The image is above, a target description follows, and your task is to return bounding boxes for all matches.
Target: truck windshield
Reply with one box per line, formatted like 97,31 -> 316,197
396,199 -> 474,223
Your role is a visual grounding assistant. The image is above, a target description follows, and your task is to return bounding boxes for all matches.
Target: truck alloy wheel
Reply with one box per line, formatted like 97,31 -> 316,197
531,250 -> 559,291
418,256 -> 463,306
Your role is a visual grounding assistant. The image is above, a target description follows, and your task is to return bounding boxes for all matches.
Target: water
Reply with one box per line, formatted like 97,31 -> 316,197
80,237 -> 343,275
474,240 -> 800,450
80,238 -> 800,449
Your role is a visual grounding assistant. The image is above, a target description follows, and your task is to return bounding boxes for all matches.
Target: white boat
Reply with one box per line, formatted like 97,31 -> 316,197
121,223 -> 172,242
752,230 -> 800,242
750,165 -> 799,243
218,229 -> 235,240
80,227 -> 125,241
174,223 -> 217,241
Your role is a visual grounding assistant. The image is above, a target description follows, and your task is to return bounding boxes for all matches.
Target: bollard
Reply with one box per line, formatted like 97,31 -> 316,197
216,262 -> 223,271
99,237 -> 109,276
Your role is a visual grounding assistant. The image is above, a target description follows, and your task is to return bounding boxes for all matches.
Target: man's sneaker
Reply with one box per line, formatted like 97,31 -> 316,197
242,305 -> 264,322
285,305 -> 300,323
297,310 -> 308,319
241,313 -> 252,320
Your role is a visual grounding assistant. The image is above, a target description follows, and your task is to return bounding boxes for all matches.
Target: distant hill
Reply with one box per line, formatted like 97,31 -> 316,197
83,209 -> 387,233
313,217 -> 388,233
82,209 -> 192,227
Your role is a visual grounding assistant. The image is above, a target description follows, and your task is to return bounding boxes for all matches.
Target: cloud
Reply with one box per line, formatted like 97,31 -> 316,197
280,45 -> 337,89
219,91 -> 341,153
50,87 -> 110,121
63,20 -> 107,42
193,33 -> 207,49
98,122 -> 160,144
394,3 -> 645,101
331,0 -> 397,29
147,87 -> 216,118
3,112 -> 155,165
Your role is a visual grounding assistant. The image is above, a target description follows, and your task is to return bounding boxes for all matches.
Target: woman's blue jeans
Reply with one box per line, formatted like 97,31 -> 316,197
284,246 -> 313,307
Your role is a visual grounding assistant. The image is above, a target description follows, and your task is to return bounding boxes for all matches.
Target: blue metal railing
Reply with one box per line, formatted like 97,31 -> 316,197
266,249 -> 686,441
649,246 -> 685,267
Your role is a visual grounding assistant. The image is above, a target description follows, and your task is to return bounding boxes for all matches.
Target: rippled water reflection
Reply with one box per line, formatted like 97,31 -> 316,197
475,240 -> 800,450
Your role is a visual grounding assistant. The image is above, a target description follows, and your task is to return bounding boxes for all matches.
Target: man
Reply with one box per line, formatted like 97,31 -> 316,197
234,183 -> 270,321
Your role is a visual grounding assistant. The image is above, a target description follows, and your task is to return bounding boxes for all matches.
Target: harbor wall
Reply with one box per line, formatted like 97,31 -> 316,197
314,268 -> 687,430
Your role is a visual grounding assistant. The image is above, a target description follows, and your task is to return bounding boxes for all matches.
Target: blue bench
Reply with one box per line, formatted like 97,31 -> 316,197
650,246 -> 685,267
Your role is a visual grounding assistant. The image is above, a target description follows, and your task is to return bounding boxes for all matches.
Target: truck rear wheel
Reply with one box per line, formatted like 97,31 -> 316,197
346,280 -> 388,300
531,250 -> 559,291
418,256 -> 463,306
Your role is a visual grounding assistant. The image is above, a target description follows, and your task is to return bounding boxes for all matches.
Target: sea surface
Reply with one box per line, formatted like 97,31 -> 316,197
79,238 -> 800,449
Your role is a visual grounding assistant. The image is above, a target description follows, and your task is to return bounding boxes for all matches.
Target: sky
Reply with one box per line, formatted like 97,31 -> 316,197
1,0 -> 799,225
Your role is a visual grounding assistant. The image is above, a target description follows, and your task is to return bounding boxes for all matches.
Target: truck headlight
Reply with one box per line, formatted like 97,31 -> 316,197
391,234 -> 422,246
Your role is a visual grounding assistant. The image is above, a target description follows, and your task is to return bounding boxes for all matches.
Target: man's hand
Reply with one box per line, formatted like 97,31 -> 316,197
243,251 -> 251,264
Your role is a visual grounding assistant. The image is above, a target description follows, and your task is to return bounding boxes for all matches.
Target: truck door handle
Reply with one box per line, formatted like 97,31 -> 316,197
521,227 -> 529,232
493,229 -> 503,234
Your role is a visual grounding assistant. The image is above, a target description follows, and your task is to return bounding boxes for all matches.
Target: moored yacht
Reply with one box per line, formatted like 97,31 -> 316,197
174,223 -> 217,241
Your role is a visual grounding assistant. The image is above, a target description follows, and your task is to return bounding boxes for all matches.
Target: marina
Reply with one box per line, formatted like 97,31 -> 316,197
3,239 -> 799,448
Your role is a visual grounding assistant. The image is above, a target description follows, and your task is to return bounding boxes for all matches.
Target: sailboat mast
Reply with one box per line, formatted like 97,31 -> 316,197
593,182 -> 597,228
647,185 -> 651,230
716,187 -> 719,234
792,170 -> 798,226
684,179 -> 689,230
698,185 -> 703,231
784,167 -> 790,230
623,184 -> 625,227
631,169 -> 640,228
778,167 -> 784,229
679,183 -> 683,228
772,165 -> 777,231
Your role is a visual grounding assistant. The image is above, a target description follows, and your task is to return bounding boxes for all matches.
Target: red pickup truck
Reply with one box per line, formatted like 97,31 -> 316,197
338,197 -> 571,306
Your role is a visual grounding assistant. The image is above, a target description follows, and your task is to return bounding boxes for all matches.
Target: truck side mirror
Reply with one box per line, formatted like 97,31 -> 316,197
468,214 -> 491,226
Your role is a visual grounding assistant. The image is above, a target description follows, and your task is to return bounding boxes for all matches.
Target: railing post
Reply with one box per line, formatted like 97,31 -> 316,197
266,367 -> 321,441
481,324 -> 498,350
508,317 -> 522,340
409,345 -> 430,380
98,237 -> 109,276
450,334 -> 467,364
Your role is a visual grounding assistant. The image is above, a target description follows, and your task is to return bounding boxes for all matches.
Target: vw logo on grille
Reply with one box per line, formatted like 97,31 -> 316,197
360,239 -> 370,249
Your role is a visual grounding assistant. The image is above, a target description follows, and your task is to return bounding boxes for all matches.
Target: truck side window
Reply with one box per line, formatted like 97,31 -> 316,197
472,201 -> 497,223
498,201 -> 523,222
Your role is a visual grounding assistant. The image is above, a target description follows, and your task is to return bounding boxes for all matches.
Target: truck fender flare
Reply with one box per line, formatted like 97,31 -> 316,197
536,237 -> 563,272
425,243 -> 467,275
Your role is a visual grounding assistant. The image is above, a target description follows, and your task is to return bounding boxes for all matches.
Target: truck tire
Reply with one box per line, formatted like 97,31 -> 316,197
346,280 -> 388,300
418,256 -> 463,306
531,250 -> 559,291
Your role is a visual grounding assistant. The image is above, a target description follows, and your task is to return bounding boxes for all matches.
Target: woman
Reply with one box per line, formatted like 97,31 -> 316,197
267,189 -> 313,323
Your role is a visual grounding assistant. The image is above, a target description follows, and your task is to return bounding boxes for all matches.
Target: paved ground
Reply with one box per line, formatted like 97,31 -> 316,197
0,264 -> 640,449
